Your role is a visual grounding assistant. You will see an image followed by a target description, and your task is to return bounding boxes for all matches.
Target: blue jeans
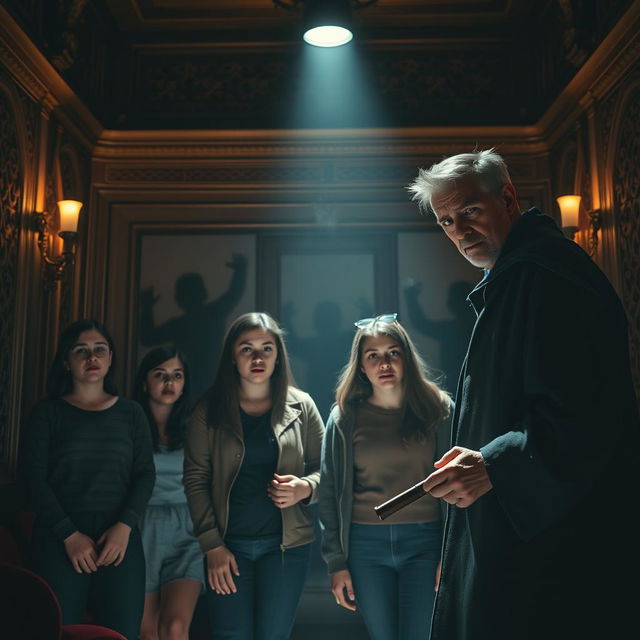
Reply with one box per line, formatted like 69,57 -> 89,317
348,522 -> 442,640
206,535 -> 311,640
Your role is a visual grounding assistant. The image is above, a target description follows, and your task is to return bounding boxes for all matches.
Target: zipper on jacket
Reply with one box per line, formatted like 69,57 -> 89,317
275,416 -> 286,552
222,433 -> 245,542
272,405 -> 306,552
336,416 -> 348,557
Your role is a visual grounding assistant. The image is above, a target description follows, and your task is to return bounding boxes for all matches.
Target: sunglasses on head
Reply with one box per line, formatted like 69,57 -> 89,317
353,313 -> 398,329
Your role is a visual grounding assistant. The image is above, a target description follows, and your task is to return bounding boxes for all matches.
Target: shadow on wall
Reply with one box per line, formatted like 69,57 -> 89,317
138,254 -> 248,401
282,298 -> 373,420
403,279 -> 476,395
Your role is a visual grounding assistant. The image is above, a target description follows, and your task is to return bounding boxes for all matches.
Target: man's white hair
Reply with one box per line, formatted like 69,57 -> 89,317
407,148 -> 512,215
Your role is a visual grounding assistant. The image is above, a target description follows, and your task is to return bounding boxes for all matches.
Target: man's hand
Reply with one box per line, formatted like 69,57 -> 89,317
331,569 -> 357,611
206,546 -> 240,595
423,446 -> 493,508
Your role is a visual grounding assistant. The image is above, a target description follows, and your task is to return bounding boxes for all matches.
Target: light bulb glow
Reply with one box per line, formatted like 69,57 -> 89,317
556,195 -> 581,228
303,25 -> 353,47
57,200 -> 82,233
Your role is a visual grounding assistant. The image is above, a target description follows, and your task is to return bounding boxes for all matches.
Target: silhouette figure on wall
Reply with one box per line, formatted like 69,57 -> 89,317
282,298 -> 373,421
139,254 -> 248,400
403,279 -> 476,395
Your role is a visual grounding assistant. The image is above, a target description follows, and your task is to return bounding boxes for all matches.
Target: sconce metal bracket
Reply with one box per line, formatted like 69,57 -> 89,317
36,212 -> 77,288
587,209 -> 602,258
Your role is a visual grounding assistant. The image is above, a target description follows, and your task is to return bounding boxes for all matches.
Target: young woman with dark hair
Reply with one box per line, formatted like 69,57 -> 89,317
133,346 -> 204,640
184,311 -> 325,640
318,314 -> 451,640
24,319 -> 155,639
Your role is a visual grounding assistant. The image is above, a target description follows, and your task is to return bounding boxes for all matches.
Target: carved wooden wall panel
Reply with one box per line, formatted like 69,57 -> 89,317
124,44 -> 521,129
0,78 -> 24,481
612,83 -> 640,402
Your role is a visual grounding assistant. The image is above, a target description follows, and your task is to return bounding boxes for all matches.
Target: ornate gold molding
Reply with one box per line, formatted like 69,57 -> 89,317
93,125 -> 547,160
0,6 -> 102,150
539,0 -> 640,148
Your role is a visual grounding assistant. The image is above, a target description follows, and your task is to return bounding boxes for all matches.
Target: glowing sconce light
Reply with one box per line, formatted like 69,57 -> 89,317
556,194 -> 601,257
36,199 -> 83,287
557,195 -> 581,236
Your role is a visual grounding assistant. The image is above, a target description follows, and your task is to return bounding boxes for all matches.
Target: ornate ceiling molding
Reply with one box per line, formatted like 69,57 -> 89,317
93,125 -> 546,160
538,0 -> 640,148
0,6 -> 102,151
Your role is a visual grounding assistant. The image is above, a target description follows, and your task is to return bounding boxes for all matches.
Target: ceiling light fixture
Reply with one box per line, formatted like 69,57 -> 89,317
274,0 -> 377,48
303,0 -> 353,47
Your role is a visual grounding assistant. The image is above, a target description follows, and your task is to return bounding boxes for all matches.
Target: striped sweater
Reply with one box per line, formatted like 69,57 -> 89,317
25,397 -> 155,540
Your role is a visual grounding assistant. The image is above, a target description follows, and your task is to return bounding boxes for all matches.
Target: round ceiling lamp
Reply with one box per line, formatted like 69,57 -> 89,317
303,0 -> 353,47
273,0 -> 377,48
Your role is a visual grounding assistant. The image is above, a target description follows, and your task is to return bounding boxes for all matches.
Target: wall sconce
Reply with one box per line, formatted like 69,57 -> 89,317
36,199 -> 82,286
556,194 -> 601,257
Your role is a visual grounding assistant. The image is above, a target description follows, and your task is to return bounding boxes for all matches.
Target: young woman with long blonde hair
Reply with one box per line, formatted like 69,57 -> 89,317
318,314 -> 451,640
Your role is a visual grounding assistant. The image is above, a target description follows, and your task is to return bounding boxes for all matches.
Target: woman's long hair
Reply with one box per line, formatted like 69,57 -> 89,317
335,318 -> 450,440
206,312 -> 295,428
46,319 -> 118,399
133,346 -> 192,451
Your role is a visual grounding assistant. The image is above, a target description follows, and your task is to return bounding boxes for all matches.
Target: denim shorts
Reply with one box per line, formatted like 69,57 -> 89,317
140,502 -> 205,593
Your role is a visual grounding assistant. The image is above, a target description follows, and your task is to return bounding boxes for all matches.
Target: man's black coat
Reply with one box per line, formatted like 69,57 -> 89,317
431,208 -> 640,640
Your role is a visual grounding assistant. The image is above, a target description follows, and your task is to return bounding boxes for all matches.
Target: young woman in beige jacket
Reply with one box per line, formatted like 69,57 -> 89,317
184,312 -> 325,640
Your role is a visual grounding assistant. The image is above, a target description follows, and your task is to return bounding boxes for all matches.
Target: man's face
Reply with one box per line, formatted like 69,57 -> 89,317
431,176 -> 519,269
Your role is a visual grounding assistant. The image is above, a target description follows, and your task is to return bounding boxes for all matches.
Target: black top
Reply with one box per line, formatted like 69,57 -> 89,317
226,408 -> 282,539
25,397 -> 155,540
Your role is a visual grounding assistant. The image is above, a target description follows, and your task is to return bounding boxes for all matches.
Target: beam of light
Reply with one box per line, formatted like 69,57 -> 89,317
286,42 -> 389,129
303,25 -> 353,48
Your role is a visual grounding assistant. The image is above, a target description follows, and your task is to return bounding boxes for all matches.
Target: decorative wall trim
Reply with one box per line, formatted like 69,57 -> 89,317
0,77 -> 29,483
92,126 -> 547,160
0,5 -> 102,151
538,0 -> 640,148
606,79 -> 640,403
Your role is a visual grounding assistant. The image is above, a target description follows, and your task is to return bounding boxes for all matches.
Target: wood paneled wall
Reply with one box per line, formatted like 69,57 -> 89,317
1,2 -> 639,515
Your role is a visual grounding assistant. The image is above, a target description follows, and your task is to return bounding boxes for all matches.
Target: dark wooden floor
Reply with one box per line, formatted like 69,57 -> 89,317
290,586 -> 369,639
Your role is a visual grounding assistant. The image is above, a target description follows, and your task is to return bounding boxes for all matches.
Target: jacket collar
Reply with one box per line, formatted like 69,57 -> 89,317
223,388 -> 303,438
466,207 -> 564,313
272,389 -> 303,437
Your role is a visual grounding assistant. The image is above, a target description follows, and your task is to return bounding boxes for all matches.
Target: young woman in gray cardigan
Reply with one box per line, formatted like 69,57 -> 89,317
318,315 -> 451,640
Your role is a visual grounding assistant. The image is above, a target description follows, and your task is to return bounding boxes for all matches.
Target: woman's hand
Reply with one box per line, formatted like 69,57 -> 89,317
206,546 -> 240,595
96,522 -> 131,567
331,569 -> 357,611
63,531 -> 98,574
268,473 -> 312,508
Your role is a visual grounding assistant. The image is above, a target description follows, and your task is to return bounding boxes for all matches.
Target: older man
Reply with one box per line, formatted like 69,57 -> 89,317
408,149 -> 639,640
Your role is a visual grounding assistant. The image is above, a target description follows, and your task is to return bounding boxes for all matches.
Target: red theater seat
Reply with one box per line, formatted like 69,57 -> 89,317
0,562 -> 126,640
